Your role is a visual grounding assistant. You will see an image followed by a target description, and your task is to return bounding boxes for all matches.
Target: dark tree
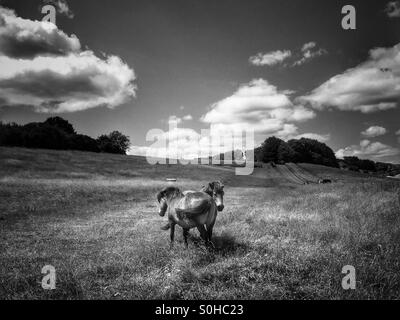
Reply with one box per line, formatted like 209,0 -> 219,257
259,136 -> 299,164
277,142 -> 298,163
23,123 -> 69,150
260,136 -> 284,163
0,117 -> 130,155
44,117 -> 76,135
69,134 -> 99,152
288,138 -> 338,168
97,131 -> 130,155
343,157 -> 376,172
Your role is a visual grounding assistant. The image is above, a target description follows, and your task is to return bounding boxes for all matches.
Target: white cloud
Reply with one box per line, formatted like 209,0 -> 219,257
336,140 -> 399,160
301,42 -> 316,52
292,41 -> 327,66
0,53 -> 136,113
201,79 -> 315,138
133,80 -> 322,160
249,50 -> 291,66
0,6 -> 136,113
299,43 -> 400,113
294,133 -> 331,142
167,115 -> 182,125
0,7 -> 80,58
249,42 -> 326,68
385,1 -> 400,18
361,126 -> 387,138
167,114 -> 193,125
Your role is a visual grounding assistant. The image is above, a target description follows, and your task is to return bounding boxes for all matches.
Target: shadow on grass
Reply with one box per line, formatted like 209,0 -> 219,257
186,232 -> 249,259
212,234 -> 250,256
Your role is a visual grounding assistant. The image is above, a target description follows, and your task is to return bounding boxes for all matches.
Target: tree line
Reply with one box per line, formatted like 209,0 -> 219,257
0,117 -> 130,155
254,136 -> 400,176
339,156 -> 400,176
255,136 -> 339,168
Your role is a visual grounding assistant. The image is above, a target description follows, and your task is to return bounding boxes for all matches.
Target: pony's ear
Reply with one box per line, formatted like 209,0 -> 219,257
202,183 -> 213,195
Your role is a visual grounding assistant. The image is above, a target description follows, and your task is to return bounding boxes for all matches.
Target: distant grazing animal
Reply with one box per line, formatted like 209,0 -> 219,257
318,179 -> 332,184
156,185 -> 223,247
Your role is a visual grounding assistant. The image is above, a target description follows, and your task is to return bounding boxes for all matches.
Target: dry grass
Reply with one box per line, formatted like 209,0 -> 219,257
0,146 -> 399,299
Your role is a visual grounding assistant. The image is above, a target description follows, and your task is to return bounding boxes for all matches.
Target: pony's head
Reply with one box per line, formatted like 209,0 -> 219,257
202,181 -> 225,211
156,186 -> 182,216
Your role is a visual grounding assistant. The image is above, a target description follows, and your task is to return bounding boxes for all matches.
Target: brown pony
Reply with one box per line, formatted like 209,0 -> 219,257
160,181 -> 225,231
156,185 -> 222,247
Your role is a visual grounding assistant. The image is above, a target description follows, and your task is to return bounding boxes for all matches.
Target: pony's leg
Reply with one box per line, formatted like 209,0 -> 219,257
183,229 -> 189,248
197,225 -> 207,242
206,211 -> 217,247
170,223 -> 176,248
203,226 -> 215,249
206,225 -> 213,242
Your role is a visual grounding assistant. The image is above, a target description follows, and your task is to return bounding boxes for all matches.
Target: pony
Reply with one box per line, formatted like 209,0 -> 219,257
156,184 -> 224,247
160,181 -> 225,231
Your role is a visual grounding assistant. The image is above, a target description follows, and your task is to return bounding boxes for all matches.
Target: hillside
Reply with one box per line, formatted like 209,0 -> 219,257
1,147 -> 400,299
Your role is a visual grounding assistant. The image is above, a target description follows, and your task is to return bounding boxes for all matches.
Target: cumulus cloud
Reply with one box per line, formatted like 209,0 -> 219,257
361,126 -> 387,138
200,78 -> 316,143
294,133 -> 331,142
0,7 -> 80,58
299,43 -> 400,113
0,6 -> 136,113
0,53 -> 136,113
201,79 -> 315,137
385,1 -> 400,18
292,41 -> 327,66
250,42 -> 326,68
42,0 -> 74,19
201,79 -> 315,136
336,139 -> 399,160
132,80 -> 322,160
249,50 -> 291,66
301,42 -> 316,52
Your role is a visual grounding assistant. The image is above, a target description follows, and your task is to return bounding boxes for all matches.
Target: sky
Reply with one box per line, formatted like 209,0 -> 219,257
0,0 -> 400,162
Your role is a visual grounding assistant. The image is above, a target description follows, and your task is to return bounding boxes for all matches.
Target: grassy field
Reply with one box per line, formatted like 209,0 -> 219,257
0,146 -> 400,299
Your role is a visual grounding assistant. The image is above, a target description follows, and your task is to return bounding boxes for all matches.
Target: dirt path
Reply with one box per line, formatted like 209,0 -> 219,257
275,165 -> 306,184
286,163 -> 320,184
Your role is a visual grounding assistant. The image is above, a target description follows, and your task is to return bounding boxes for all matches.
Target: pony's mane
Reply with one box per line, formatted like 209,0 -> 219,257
161,186 -> 183,200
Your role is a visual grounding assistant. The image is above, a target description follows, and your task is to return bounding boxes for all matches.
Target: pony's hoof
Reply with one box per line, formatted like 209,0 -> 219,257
161,224 -> 171,231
